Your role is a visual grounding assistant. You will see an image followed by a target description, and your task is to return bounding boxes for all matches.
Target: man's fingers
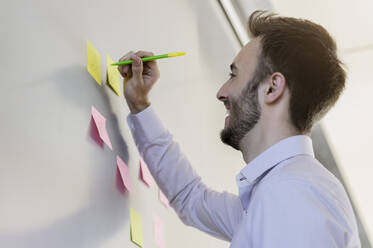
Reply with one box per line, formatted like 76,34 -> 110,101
117,50 -> 156,78
119,51 -> 134,62
134,51 -> 157,68
130,54 -> 143,81
118,51 -> 134,76
134,50 -> 159,78
134,50 -> 154,58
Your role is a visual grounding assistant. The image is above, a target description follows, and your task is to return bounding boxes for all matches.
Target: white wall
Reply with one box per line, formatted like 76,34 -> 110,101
0,0 -> 244,247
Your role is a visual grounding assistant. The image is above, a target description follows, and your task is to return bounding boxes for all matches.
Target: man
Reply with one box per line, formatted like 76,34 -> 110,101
118,11 -> 361,247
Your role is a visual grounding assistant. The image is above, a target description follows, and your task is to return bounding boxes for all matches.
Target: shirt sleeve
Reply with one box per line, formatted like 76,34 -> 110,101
126,104 -> 242,241
249,179 -> 353,248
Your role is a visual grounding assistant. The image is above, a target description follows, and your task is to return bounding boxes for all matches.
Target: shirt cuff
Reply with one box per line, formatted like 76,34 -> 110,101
126,104 -> 168,144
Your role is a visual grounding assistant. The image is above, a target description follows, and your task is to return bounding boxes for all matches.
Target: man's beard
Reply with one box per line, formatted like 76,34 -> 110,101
220,78 -> 261,150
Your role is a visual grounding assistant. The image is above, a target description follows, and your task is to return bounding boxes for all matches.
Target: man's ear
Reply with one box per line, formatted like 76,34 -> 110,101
264,72 -> 286,104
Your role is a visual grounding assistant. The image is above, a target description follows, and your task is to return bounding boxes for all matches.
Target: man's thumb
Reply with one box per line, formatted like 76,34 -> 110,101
131,56 -> 143,80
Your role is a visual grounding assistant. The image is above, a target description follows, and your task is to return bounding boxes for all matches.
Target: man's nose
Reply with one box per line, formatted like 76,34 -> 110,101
216,83 -> 228,102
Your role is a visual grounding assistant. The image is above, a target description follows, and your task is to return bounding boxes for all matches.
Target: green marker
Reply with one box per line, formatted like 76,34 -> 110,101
111,52 -> 186,66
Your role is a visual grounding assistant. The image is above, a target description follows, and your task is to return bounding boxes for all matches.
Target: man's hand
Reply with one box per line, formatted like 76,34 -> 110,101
117,50 -> 160,114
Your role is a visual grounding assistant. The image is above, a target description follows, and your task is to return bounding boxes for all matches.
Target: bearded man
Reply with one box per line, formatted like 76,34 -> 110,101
118,11 -> 361,248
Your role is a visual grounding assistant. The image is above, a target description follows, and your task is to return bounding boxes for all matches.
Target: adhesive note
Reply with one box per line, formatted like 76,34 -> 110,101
86,40 -> 101,85
106,55 -> 121,96
117,155 -> 133,194
130,208 -> 144,248
91,106 -> 112,150
154,215 -> 165,248
139,157 -> 155,187
158,188 -> 169,208
89,117 -> 104,147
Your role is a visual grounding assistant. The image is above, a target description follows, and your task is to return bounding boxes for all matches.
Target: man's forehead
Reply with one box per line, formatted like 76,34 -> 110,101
231,38 -> 261,72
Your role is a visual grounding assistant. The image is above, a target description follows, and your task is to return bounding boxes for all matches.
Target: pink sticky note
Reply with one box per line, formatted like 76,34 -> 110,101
117,155 -> 133,194
116,166 -> 126,194
89,117 -> 104,147
139,157 -> 155,187
91,106 -> 112,150
154,215 -> 165,248
158,188 -> 169,208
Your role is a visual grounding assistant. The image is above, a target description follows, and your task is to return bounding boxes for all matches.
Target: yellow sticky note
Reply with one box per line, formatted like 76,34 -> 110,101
130,208 -> 144,247
86,40 -> 101,85
106,55 -> 121,96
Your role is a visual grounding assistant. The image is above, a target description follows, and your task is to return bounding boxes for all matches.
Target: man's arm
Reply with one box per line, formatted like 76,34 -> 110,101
126,104 -> 242,241
117,50 -> 242,241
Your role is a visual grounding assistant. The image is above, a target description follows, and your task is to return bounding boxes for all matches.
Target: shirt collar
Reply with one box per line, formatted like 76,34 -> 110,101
236,135 -> 315,186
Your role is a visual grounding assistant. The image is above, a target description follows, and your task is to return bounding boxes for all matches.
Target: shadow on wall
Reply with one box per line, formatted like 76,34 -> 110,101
0,65 -> 131,248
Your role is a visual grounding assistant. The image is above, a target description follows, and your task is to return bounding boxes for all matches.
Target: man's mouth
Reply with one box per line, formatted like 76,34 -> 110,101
225,109 -> 230,126
224,101 -> 231,125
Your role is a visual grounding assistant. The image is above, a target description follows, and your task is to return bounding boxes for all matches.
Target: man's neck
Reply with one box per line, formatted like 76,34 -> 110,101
239,121 -> 301,164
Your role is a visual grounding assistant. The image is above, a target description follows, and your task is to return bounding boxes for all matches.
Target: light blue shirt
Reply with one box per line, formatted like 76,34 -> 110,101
126,105 -> 361,248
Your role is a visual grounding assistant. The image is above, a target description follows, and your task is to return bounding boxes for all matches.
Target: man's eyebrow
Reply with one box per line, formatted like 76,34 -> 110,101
230,63 -> 238,72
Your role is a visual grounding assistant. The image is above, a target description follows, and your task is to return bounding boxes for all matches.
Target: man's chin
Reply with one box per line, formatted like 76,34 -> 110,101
219,127 -> 241,151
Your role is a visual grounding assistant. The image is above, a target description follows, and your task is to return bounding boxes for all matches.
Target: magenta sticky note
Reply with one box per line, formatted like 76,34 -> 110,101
117,155 -> 133,194
139,157 -> 155,187
116,166 -> 127,194
158,188 -> 169,208
91,106 -> 112,150
154,215 -> 165,248
89,117 -> 104,147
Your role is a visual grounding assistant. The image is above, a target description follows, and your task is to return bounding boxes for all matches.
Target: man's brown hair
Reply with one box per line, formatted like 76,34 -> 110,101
248,10 -> 346,133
